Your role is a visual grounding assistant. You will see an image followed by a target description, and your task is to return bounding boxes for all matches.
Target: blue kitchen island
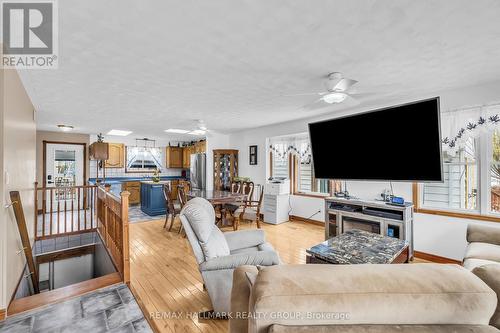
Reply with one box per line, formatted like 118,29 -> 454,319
140,181 -> 169,216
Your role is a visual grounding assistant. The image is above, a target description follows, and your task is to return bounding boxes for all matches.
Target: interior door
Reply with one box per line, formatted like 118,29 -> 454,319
45,143 -> 85,211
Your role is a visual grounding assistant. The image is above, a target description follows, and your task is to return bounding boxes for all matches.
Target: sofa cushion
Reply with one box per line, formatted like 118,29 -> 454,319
249,264 -> 497,332
473,264 -> 500,329
202,227 -> 230,260
464,258 -> 500,271
467,224 -> 500,246
268,324 -> 500,333
465,242 -> 500,262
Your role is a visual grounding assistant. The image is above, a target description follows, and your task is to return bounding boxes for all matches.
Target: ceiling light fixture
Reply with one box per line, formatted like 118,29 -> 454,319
188,130 -> 206,136
57,124 -> 74,132
165,129 -> 190,134
107,129 -> 132,136
322,92 -> 347,104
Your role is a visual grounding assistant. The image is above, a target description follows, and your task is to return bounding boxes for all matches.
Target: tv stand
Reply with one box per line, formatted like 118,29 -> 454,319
324,197 -> 414,260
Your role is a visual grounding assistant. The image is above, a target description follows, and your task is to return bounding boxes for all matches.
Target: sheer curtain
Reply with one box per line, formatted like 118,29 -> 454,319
442,104 -> 500,155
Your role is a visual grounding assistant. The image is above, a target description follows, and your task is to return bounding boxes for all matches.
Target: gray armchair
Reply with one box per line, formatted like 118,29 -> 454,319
179,197 -> 281,313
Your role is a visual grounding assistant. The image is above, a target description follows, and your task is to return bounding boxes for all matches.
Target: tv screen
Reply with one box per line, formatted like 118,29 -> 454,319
308,97 -> 442,181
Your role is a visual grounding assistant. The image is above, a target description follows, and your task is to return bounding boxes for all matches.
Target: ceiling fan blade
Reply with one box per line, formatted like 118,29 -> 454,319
347,92 -> 376,99
283,92 -> 325,97
334,78 -> 358,92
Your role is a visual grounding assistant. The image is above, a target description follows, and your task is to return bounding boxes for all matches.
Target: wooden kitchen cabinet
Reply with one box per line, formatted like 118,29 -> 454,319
166,147 -> 183,168
122,181 -> 140,205
105,143 -> 124,168
182,145 -> 194,168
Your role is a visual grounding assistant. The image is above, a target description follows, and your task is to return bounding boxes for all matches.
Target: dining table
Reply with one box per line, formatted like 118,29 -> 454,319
187,189 -> 247,228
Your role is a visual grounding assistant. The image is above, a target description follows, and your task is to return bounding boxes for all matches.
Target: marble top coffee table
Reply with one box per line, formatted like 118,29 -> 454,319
306,229 -> 409,264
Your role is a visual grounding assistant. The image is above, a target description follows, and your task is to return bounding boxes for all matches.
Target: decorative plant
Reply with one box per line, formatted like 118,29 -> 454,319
152,169 -> 161,183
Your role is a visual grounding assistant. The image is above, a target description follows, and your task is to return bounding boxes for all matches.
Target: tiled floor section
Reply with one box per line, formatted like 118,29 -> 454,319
0,284 -> 152,333
128,205 -> 166,224
33,231 -> 99,255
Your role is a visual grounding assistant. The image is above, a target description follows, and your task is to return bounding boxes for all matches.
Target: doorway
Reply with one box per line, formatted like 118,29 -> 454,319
43,142 -> 86,211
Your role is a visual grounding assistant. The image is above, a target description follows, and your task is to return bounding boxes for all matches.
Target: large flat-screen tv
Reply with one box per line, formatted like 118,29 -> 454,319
308,97 -> 442,181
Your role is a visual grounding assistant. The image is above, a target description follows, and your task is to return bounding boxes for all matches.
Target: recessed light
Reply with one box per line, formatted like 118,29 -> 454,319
107,129 -> 132,136
165,129 -> 190,134
188,130 -> 206,136
57,124 -> 74,132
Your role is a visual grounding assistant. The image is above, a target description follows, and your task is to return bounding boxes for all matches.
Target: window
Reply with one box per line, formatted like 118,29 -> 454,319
125,146 -> 162,172
422,137 -> 478,211
490,129 -> 500,213
417,129 -> 500,220
269,135 -> 330,196
270,143 -> 289,179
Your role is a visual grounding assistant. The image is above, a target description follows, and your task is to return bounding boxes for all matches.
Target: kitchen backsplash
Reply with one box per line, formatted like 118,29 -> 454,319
89,159 -> 183,179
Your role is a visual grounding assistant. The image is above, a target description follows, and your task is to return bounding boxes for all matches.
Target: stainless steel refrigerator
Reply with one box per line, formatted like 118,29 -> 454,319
190,153 -> 206,190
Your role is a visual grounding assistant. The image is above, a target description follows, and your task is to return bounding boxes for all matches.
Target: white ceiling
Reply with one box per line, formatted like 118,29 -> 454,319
20,0 -> 500,139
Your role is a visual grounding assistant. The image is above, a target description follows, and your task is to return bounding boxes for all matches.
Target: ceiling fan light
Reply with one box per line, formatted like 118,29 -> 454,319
322,92 -> 347,104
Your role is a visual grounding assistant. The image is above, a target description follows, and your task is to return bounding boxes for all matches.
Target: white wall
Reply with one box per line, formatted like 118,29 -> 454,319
0,68 -> 37,309
229,80 -> 500,261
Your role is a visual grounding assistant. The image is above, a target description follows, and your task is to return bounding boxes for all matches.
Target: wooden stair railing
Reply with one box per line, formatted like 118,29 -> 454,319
96,186 -> 130,284
33,182 -> 98,240
9,191 -> 40,294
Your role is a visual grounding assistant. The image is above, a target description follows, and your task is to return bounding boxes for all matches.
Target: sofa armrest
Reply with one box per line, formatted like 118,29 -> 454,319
199,251 -> 279,272
230,265 -> 259,333
224,229 -> 266,251
472,264 -> 500,329
467,224 -> 500,246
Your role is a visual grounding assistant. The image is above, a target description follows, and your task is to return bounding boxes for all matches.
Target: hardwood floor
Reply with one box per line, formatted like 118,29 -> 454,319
129,218 -> 324,333
129,218 -> 429,333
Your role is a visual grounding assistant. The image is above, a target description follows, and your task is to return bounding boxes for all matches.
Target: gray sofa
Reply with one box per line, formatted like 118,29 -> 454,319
230,264 -> 499,333
464,224 -> 500,329
464,224 -> 500,270
179,197 -> 280,314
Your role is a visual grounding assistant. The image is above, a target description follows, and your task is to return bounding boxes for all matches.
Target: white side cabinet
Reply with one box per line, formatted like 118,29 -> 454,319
263,194 -> 289,224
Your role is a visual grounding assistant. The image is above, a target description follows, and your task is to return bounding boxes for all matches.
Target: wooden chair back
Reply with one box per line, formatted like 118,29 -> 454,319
163,183 -> 175,213
178,185 -> 188,209
255,185 -> 264,214
230,181 -> 241,194
241,181 -> 254,203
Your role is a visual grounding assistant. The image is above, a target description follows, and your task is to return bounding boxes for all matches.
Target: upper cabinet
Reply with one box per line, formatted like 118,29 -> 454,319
89,142 -> 109,160
105,143 -> 125,168
182,145 -> 193,168
166,146 -> 183,168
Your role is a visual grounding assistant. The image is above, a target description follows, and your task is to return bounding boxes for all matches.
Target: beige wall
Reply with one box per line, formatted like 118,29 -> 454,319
36,131 -> 90,187
0,68 -> 37,310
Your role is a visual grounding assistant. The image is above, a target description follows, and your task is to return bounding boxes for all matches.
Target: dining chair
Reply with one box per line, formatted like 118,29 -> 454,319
163,183 -> 181,231
223,181 -> 243,229
177,185 -> 188,234
233,181 -> 256,230
237,184 -> 264,229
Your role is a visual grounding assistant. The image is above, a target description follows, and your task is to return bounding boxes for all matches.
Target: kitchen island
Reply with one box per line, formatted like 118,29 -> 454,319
140,181 -> 169,216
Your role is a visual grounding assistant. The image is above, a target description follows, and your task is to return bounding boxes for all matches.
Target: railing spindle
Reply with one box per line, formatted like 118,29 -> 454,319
49,188 -> 53,236
57,197 -> 60,234
84,186 -> 88,230
64,198 -> 67,233
34,182 -> 38,238
71,190 -> 74,232
42,189 -> 46,238
77,187 -> 81,231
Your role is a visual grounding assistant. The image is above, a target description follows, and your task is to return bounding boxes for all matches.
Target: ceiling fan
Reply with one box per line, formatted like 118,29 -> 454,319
286,72 -> 361,106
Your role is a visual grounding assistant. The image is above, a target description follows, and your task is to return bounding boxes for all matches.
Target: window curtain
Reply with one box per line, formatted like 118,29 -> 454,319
442,103 -> 500,155
269,135 -> 311,163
